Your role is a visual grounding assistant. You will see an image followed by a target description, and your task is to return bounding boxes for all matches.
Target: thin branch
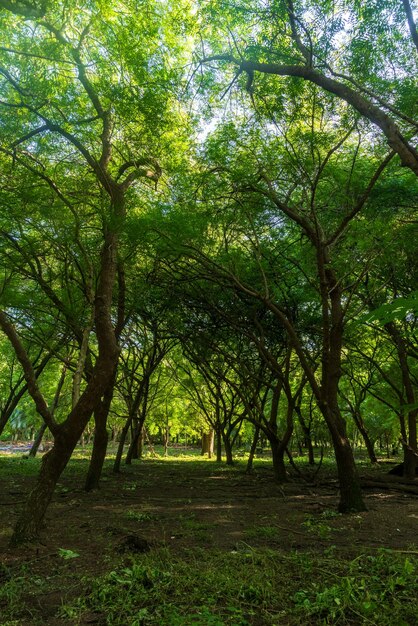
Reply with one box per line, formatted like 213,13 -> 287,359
0,45 -> 73,64
327,151 -> 395,246
286,0 -> 312,65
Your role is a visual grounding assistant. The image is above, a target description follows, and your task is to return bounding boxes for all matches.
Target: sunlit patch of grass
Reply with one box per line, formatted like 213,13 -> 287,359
0,455 -> 41,478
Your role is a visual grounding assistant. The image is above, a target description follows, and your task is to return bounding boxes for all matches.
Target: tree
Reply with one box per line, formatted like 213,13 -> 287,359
0,0 -> 185,543
199,0 -> 418,174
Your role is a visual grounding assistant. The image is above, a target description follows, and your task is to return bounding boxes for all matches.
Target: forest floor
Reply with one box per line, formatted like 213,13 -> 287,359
0,449 -> 417,625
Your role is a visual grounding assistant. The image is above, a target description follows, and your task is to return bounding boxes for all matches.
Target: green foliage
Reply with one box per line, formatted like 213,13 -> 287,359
302,511 -> 340,539
362,291 -> 418,324
125,510 -> 158,523
0,0 -> 416,568
58,548 -> 80,560
55,547 -> 418,626
59,548 -> 288,625
294,550 -> 418,625
245,525 -> 278,540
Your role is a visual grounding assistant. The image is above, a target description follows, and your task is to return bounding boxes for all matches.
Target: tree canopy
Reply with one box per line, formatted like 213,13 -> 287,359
0,0 -> 417,543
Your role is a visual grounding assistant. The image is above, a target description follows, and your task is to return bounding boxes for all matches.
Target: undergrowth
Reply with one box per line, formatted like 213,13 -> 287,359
54,547 -> 418,626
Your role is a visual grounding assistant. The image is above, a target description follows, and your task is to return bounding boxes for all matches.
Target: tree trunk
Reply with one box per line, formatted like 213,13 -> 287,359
354,413 -> 378,464
137,426 -> 144,459
246,424 -> 260,473
201,430 -> 214,458
11,430 -> 79,544
113,416 -> 132,473
324,405 -> 366,512
10,220 -> 121,544
130,418 -> 140,460
28,423 -> 47,458
216,428 -> 222,462
306,436 -> 315,465
295,407 -> 315,465
163,426 -> 169,457
269,435 -> 287,482
84,412 -> 108,491
222,433 -> 234,465
72,323 -> 93,408
319,262 -> 366,512
126,416 -> 146,465
385,323 -> 417,478
11,357 -> 118,544
84,367 -> 116,490
334,437 -> 366,512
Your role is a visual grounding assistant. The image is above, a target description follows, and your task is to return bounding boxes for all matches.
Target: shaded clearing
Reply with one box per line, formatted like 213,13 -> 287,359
0,452 -> 417,625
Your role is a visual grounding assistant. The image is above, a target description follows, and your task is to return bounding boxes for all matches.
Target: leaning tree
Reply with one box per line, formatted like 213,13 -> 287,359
0,0 -> 189,543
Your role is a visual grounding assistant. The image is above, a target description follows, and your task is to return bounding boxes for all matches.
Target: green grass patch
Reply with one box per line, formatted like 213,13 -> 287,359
294,549 -> 418,625
245,525 -> 279,541
125,510 -> 159,523
54,547 -> 417,626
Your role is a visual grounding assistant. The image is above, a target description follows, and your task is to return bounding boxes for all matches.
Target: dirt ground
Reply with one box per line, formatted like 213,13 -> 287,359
0,454 -> 417,625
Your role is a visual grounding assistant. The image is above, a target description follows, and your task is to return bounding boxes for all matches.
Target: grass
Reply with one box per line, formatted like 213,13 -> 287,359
301,510 -> 341,539
0,449 -> 415,625
54,547 -> 417,626
245,525 -> 279,541
293,549 -> 418,625
125,510 -> 159,523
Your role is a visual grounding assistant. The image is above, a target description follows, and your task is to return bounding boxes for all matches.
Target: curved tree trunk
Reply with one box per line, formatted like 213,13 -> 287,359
125,416 -> 146,465
11,349 -> 119,545
246,423 -> 260,473
9,220 -> 121,544
11,434 -> 75,544
354,413 -> 378,464
113,415 -> 132,473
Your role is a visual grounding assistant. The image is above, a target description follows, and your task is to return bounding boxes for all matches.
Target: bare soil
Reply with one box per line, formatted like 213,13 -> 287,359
0,454 -> 417,625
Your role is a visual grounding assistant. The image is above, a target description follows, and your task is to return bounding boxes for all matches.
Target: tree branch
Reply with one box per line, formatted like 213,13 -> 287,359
201,55 -> 418,175
0,311 -> 58,433
327,151 -> 395,246
0,0 -> 45,18
402,0 -> 418,53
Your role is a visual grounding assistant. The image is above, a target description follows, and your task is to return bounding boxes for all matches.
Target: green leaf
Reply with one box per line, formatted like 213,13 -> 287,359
58,548 -> 80,560
362,291 -> 418,325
